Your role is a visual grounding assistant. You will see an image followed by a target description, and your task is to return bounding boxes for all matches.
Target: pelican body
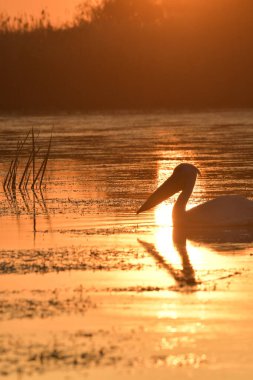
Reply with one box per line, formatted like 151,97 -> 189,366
137,163 -> 253,227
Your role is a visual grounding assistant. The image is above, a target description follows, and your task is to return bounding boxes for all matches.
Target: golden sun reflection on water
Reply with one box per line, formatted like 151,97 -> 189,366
154,203 -> 173,228
152,193 -> 232,279
154,204 -> 182,268
153,155 -> 234,271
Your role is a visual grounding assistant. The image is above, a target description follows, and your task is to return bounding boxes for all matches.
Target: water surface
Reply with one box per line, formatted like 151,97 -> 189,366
0,111 -> 253,379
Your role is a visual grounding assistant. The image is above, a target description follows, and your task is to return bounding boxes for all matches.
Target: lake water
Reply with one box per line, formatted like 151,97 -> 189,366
0,111 -> 253,379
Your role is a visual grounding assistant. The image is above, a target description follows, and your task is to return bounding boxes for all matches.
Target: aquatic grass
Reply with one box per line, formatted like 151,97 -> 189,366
39,131 -> 52,189
3,159 -> 14,190
2,129 -> 53,219
5,143 -> 18,191
19,131 -> 40,190
3,129 -> 52,192
4,130 -> 30,191
25,170 -> 31,190
11,141 -> 20,190
31,129 -> 52,190
8,141 -> 21,191
19,150 -> 33,190
32,128 -> 35,187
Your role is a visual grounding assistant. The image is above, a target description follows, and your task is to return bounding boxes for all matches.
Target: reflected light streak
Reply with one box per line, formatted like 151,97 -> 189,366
154,204 -> 182,268
151,156 -> 232,280
186,241 -> 231,270
154,202 -> 173,227
153,204 -> 231,272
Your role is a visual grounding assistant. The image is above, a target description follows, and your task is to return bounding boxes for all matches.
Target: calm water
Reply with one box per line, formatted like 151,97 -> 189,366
0,111 -> 253,379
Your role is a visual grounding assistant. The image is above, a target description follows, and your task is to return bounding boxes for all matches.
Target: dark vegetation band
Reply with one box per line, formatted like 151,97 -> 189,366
1,0 -> 253,111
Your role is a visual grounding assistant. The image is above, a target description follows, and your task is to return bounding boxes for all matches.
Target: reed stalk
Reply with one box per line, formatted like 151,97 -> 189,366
3,160 -> 14,190
31,156 -> 44,189
6,161 -> 14,189
25,170 -> 31,189
39,131 -> 52,189
10,140 -> 21,190
3,128 -> 51,222
32,128 -> 35,186
5,130 -> 30,191
19,151 -> 33,190
20,146 -> 40,190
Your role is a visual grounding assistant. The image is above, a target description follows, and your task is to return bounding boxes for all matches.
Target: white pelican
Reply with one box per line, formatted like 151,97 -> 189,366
137,163 -> 253,227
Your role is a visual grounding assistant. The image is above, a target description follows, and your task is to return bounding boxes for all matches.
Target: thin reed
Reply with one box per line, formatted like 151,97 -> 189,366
3,129 -> 52,194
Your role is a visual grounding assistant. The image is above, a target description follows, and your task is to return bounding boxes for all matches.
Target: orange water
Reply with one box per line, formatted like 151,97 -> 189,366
0,111 -> 253,379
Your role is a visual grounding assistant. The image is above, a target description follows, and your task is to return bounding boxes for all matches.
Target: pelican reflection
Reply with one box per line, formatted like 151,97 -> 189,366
138,228 -> 198,289
138,222 -> 253,289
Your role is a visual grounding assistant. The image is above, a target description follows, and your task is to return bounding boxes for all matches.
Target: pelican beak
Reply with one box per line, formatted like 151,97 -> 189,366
136,173 -> 182,214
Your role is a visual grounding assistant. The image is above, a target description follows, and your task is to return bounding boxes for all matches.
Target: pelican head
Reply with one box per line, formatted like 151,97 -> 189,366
137,163 -> 253,227
137,163 -> 200,215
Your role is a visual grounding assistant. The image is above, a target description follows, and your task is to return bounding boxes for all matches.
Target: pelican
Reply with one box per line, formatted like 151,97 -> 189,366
137,163 -> 253,227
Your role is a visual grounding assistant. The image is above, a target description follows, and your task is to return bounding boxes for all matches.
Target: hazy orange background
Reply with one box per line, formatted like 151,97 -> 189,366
0,0 -> 81,24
